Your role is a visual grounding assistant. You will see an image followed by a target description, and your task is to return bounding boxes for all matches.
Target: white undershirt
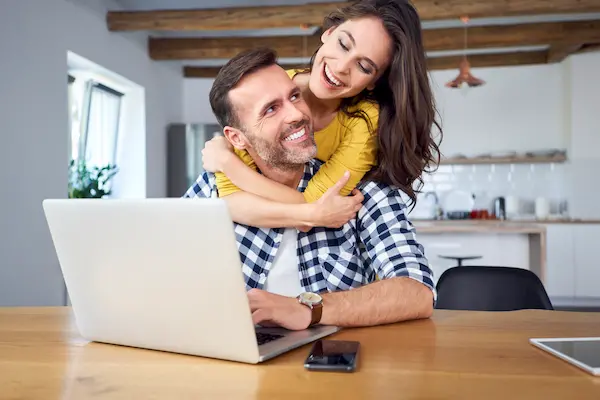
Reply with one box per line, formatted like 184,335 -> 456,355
263,228 -> 303,297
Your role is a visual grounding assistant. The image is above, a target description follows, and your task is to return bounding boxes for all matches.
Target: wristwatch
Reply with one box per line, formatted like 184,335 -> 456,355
297,292 -> 323,326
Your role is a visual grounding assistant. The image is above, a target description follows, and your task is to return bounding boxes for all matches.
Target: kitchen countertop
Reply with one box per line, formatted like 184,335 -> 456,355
411,218 -> 600,233
412,220 -> 546,234
529,219 -> 600,224
413,218 -> 600,226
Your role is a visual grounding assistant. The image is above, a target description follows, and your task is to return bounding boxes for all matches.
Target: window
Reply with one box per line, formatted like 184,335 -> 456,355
67,75 -> 77,159
79,82 -> 124,168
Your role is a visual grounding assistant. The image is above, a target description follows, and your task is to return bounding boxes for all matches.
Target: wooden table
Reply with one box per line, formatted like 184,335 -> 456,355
2,308 -> 600,399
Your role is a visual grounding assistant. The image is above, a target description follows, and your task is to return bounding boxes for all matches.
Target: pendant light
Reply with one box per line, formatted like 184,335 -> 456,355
445,16 -> 485,89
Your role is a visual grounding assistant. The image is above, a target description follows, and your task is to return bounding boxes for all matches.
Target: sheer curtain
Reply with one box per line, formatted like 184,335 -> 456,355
81,82 -> 123,168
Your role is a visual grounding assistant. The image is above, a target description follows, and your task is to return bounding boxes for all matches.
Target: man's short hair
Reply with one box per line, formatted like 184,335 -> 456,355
209,48 -> 278,129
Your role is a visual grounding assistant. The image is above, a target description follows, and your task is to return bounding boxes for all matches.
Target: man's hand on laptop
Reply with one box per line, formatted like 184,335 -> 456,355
247,289 -> 311,331
310,171 -> 364,229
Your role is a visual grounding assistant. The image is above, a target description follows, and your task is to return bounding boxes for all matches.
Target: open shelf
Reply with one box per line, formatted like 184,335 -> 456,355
440,153 -> 567,165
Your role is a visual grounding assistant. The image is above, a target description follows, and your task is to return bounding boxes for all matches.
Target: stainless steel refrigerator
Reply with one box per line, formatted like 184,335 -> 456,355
167,123 -> 222,197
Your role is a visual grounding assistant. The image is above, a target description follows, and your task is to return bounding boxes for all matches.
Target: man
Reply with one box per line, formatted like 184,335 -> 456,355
184,48 -> 435,331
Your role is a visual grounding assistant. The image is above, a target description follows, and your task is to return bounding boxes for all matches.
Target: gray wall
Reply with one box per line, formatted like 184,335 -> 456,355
0,0 -> 183,306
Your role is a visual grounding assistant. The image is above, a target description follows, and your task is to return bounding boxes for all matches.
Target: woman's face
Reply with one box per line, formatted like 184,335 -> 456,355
309,16 -> 393,100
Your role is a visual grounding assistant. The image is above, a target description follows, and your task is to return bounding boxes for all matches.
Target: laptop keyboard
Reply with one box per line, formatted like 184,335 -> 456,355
256,332 -> 284,346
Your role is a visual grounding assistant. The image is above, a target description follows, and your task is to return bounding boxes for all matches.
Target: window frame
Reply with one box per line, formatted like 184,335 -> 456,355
79,81 -> 124,167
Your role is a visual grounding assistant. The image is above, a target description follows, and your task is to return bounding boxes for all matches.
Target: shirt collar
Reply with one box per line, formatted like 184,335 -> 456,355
297,160 -> 321,193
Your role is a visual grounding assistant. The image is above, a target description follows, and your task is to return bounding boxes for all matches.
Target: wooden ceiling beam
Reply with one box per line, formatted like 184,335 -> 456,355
547,43 -> 585,63
425,19 -> 600,52
149,20 -> 600,60
107,2 -> 351,31
150,36 -> 321,60
183,64 -> 308,78
414,0 -> 600,21
576,43 -> 600,54
107,1 -> 600,31
183,66 -> 222,78
183,50 -> 549,78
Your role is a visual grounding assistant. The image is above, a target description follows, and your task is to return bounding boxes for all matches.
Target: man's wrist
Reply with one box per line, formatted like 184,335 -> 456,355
317,294 -> 335,326
292,298 -> 313,329
297,292 -> 324,327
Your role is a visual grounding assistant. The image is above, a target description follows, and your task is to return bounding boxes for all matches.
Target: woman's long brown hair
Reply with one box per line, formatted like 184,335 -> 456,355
310,0 -> 442,207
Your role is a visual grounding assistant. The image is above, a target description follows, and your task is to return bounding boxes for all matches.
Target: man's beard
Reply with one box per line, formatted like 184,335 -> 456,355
245,120 -> 317,171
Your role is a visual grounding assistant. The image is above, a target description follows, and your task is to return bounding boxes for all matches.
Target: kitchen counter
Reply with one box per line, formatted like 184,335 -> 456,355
412,220 -> 546,234
412,219 -> 547,286
412,219 -> 600,233
532,219 -> 600,224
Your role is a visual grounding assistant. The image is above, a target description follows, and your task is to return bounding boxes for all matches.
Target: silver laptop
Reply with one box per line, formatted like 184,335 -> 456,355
42,198 -> 339,364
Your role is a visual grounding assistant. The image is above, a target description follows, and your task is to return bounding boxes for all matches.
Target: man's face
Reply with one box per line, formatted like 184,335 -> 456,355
228,65 -> 316,170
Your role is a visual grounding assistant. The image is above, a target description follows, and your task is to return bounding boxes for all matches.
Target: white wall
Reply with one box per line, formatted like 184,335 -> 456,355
182,63 -> 567,155
563,51 -> 600,219
567,52 -> 600,159
183,79 -> 218,124
429,64 -> 566,158
0,0 -> 183,306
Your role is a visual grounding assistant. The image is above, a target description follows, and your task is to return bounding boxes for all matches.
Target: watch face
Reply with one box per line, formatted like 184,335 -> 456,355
300,292 -> 322,305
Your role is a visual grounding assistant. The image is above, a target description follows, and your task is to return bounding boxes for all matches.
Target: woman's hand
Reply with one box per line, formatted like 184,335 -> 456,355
309,171 -> 364,229
201,136 -> 234,173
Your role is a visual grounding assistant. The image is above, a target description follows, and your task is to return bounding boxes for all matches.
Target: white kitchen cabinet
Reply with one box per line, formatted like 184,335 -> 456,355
543,225 -> 576,298
573,226 -> 600,298
417,232 -> 531,287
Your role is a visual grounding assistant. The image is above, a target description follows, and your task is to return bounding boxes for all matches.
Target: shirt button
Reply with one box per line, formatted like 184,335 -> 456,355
259,273 -> 266,281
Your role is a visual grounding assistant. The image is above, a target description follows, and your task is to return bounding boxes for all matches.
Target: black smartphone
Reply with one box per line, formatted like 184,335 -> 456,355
304,339 -> 360,372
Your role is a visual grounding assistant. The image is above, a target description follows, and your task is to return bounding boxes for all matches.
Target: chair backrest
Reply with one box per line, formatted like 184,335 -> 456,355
435,266 -> 554,311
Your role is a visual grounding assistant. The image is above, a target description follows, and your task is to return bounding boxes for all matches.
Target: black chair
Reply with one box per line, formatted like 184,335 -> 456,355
435,266 -> 553,311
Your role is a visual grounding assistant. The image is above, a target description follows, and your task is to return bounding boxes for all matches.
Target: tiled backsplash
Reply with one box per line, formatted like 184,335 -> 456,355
419,162 -> 568,216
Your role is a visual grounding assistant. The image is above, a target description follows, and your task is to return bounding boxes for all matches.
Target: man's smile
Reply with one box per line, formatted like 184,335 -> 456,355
283,126 -> 308,143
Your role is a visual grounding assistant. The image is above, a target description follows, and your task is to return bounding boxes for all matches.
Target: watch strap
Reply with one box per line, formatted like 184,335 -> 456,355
297,293 -> 323,326
309,302 -> 323,326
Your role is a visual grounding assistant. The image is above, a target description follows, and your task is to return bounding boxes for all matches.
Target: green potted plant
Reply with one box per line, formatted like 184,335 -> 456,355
68,159 -> 119,199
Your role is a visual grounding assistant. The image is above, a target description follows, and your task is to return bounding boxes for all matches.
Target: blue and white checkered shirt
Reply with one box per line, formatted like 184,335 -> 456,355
183,160 -> 435,296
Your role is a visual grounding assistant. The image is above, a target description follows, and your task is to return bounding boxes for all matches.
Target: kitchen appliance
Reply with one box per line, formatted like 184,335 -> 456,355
167,123 -> 222,197
505,196 -> 520,219
442,190 -> 475,220
494,197 -> 506,220
446,211 -> 472,220
535,197 -> 550,220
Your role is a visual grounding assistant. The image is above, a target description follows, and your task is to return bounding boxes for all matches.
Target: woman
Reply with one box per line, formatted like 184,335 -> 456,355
203,0 -> 442,229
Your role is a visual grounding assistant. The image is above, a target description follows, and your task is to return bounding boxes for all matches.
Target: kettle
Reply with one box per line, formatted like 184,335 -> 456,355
494,197 -> 506,220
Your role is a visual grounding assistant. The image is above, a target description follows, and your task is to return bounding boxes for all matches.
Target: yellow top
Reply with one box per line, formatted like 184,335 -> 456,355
215,69 -> 379,203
